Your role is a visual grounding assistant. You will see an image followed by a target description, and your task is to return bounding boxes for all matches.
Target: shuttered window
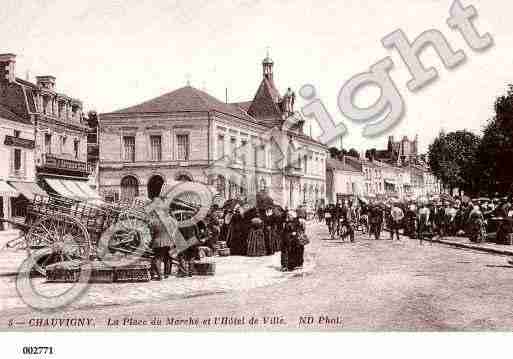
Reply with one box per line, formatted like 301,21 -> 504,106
150,135 -> 162,161
123,136 -> 135,162
177,134 -> 189,161
14,149 -> 21,171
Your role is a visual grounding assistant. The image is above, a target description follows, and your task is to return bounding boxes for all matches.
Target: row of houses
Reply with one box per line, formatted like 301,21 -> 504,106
0,53 -> 97,232
326,137 -> 442,204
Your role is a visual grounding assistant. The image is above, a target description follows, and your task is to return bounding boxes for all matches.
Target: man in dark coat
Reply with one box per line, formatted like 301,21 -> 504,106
150,215 -> 174,280
369,204 -> 384,240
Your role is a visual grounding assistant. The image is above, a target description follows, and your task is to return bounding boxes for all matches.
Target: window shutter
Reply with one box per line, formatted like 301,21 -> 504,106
23,150 -> 26,177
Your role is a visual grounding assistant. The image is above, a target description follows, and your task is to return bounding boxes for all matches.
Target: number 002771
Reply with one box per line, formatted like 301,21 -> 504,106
22,346 -> 54,355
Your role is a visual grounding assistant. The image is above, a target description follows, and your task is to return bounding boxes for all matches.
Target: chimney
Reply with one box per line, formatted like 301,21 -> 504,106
36,75 -> 56,91
0,53 -> 16,84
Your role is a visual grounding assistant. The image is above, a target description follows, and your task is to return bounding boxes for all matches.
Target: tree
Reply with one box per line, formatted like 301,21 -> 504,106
427,130 -> 480,195
347,148 -> 360,158
476,85 -> 513,194
365,148 -> 377,160
328,147 -> 340,159
87,110 -> 98,129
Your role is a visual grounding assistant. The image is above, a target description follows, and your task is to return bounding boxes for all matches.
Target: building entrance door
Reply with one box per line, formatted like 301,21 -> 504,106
147,175 -> 164,200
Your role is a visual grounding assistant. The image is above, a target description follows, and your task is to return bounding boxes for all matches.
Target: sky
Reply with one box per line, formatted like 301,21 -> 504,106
1,0 -> 509,153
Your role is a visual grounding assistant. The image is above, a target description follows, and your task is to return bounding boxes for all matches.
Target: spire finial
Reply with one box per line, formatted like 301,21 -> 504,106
266,46 -> 270,58
186,73 -> 191,86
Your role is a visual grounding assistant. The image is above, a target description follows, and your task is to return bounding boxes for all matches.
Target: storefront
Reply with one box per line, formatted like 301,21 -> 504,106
0,180 -> 20,230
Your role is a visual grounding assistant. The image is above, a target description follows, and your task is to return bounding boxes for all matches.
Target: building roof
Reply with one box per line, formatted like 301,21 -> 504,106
106,85 -> 256,121
327,158 -> 361,173
247,77 -> 283,124
0,103 -> 31,125
230,101 -> 252,112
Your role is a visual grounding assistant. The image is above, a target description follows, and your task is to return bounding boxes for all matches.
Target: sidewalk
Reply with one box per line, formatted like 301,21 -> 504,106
429,236 -> 513,256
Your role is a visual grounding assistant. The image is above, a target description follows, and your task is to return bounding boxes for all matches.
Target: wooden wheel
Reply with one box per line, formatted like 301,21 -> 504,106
25,214 -> 91,276
109,214 -> 152,256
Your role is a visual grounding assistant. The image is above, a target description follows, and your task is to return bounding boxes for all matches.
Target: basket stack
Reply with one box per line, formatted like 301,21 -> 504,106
45,259 -> 151,283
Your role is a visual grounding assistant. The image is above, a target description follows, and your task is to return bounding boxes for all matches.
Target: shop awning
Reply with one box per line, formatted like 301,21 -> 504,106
384,179 -> 396,186
75,182 -> 102,200
0,180 -> 19,197
45,178 -> 77,198
8,181 -> 46,199
44,179 -> 101,201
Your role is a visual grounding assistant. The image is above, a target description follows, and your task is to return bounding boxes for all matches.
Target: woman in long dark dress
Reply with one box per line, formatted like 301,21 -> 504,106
245,207 -> 266,257
262,207 -> 280,255
226,207 -> 246,255
282,211 -> 305,271
269,206 -> 284,255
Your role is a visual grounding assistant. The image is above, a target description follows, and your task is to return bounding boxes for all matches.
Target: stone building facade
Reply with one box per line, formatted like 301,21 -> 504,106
99,56 -> 328,208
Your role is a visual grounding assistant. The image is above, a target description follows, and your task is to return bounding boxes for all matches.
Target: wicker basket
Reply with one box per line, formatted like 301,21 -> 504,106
46,268 -> 80,283
114,262 -> 151,282
89,266 -> 115,283
46,261 -> 81,283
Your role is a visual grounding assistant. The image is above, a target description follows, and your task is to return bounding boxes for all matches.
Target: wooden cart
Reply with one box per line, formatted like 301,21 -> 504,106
4,194 -> 208,276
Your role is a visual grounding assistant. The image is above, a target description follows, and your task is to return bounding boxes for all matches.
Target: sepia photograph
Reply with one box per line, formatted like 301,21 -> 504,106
0,0 -> 512,356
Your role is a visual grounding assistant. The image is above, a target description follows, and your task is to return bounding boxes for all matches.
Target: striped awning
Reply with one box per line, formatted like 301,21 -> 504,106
8,181 -> 46,199
44,179 -> 101,201
0,180 -> 19,197
45,178 -> 76,198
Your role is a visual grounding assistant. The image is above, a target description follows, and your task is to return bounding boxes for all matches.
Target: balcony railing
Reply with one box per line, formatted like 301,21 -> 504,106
284,164 -> 303,176
40,153 -> 89,173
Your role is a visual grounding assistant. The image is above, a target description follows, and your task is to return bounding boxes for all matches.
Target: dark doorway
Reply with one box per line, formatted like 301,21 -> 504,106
147,175 -> 164,200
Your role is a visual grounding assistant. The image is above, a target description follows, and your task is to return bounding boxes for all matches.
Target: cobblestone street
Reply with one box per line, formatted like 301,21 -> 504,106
1,222 -> 513,331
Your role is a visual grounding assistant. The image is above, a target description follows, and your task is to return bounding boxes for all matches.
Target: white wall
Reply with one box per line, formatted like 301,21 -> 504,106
0,117 -> 35,182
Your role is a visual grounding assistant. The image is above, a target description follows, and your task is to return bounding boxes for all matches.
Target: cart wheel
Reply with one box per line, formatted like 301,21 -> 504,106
109,216 -> 152,256
25,214 -> 91,276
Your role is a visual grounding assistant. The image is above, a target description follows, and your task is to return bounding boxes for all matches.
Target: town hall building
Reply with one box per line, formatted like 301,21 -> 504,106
99,55 -> 328,208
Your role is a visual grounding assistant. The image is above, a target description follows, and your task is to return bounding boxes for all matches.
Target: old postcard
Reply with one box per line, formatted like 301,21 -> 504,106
0,1 -> 512,350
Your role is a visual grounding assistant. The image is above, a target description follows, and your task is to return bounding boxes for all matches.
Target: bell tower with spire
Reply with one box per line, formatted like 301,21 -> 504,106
262,48 -> 274,81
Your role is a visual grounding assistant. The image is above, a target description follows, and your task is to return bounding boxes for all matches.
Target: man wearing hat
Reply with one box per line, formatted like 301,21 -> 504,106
389,203 -> 404,241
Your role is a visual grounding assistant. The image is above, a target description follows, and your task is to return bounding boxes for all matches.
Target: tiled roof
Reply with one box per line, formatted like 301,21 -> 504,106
247,78 -> 283,125
230,101 -> 252,112
0,103 -> 32,125
106,86 -> 255,122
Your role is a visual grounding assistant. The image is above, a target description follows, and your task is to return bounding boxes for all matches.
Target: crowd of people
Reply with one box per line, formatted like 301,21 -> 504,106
148,193 -> 311,280
147,192 -> 513,280
315,195 -> 513,245
215,196 -> 308,272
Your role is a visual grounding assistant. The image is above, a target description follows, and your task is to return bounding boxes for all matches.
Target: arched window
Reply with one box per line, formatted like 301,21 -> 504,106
120,176 -> 139,202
